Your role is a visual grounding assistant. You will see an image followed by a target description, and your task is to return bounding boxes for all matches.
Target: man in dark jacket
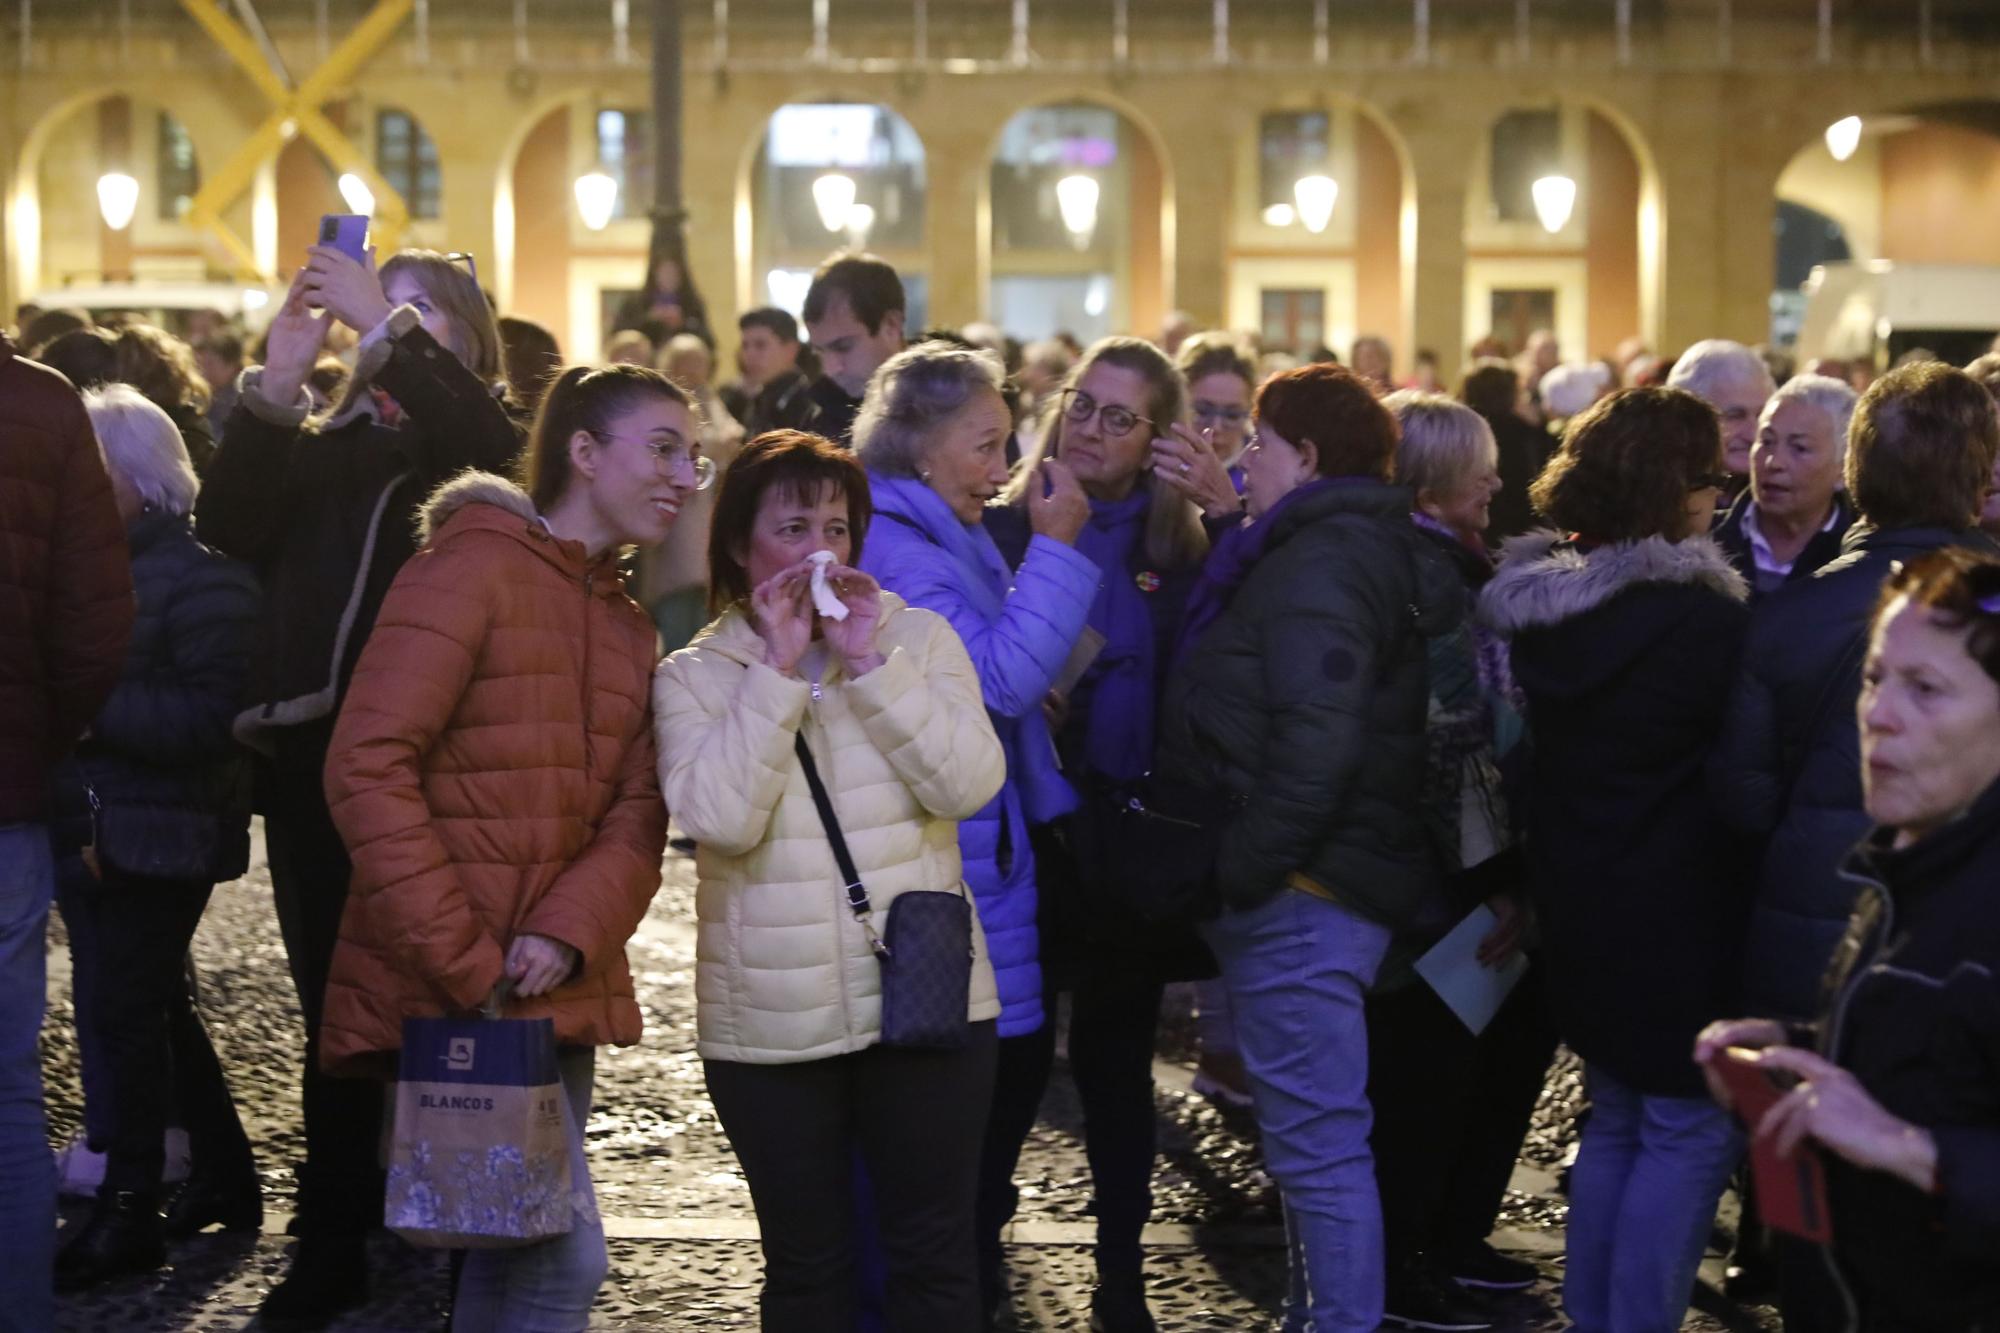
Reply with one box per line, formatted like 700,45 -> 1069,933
723,306 -> 816,437
0,334 -> 134,1329
1711,360 -> 2000,1328
800,253 -> 906,446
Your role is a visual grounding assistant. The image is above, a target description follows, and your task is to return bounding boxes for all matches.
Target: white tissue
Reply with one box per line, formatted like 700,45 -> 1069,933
807,549 -> 849,621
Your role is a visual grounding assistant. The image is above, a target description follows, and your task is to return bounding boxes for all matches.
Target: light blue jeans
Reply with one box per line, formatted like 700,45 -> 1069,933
0,825 -> 55,1333
1563,1063 -> 1743,1333
1201,888 -> 1392,1333
451,1048 -> 607,1333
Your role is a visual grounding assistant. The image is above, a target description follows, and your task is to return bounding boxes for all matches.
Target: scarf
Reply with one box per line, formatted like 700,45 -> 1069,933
1070,490 -> 1156,782
1178,476 -> 1347,656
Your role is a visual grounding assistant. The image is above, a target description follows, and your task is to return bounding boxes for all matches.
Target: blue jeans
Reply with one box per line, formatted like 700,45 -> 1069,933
1563,1064 -> 1743,1333
1201,888 -> 1391,1333
452,1048 -> 607,1333
0,825 -> 55,1333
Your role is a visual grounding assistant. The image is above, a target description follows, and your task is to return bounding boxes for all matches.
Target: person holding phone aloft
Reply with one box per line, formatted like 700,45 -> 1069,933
195,243 -> 523,1328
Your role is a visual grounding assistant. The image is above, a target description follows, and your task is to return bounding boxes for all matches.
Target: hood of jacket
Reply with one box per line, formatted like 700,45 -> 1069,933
1479,529 -> 1747,700
415,469 -> 628,596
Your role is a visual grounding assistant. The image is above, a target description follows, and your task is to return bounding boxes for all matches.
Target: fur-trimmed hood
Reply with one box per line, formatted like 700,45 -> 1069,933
416,468 -> 538,543
413,468 -> 628,596
1478,529 -> 1747,638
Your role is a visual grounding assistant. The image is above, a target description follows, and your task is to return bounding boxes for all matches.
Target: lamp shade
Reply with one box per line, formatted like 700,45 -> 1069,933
96,173 -> 139,231
337,173 -> 376,218
1055,174 -> 1100,243
574,171 -> 619,231
1825,116 -> 1863,163
812,173 -> 857,232
1293,175 -> 1338,233
1531,174 -> 1577,234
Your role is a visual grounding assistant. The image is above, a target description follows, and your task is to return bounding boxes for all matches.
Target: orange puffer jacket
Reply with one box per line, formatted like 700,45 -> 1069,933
320,471 -> 667,1076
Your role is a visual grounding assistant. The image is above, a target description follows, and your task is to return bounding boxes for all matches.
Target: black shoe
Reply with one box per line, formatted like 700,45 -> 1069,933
1444,1239 -> 1539,1292
53,1190 -> 167,1290
164,1166 -> 264,1238
1384,1255 -> 1494,1332
258,1235 -> 369,1331
1088,1271 -> 1158,1333
668,834 -> 697,853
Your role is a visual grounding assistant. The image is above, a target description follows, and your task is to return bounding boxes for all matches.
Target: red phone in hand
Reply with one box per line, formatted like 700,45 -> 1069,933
1713,1047 -> 1834,1244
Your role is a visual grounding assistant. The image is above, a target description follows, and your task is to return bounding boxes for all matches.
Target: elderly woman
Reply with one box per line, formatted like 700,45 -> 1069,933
1159,364 -> 1463,1333
654,431 -> 1006,1330
1713,373 -> 1858,598
195,246 -> 524,1322
1667,338 -> 1776,496
1697,547 -> 2000,1331
988,335 -> 1209,1331
1364,393 -> 1553,1323
1479,387 -> 1751,1333
851,342 -> 1096,1317
48,386 -> 260,1288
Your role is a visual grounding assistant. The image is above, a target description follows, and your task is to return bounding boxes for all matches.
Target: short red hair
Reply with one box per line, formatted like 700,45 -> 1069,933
1254,362 -> 1400,481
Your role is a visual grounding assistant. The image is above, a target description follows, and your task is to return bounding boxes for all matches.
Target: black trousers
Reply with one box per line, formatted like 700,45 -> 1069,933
1367,963 -> 1558,1264
706,1022 -> 999,1333
974,1024 -> 1057,1308
66,869 -> 254,1195
261,736 -> 383,1238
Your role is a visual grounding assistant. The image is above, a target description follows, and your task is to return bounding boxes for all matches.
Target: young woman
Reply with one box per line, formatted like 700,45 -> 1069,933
852,342 -> 1097,1317
654,430 -> 1006,1330
988,336 -> 1210,1331
194,245 -> 524,1322
319,364 -> 692,1330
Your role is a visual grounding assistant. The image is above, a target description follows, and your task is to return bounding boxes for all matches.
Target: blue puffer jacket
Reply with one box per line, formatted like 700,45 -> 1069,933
860,472 -> 1100,1036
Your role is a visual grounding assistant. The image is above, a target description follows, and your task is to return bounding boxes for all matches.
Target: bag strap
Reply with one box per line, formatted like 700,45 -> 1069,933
793,733 -> 891,960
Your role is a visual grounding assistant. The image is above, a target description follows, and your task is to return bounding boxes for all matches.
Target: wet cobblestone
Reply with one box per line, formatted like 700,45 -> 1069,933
44,826 -> 1779,1331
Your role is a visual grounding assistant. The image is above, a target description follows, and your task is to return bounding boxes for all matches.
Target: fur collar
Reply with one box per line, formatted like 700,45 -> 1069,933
1478,529 -> 1748,636
416,469 -> 537,544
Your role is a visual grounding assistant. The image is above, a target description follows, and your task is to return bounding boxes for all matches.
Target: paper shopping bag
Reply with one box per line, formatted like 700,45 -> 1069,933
385,1015 -> 574,1249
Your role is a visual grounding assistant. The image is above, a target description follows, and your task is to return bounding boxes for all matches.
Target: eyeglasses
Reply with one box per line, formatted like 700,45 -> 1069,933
592,431 -> 716,490
1192,401 -> 1250,428
1688,472 -> 1733,492
1060,388 -> 1152,438
445,251 -> 478,285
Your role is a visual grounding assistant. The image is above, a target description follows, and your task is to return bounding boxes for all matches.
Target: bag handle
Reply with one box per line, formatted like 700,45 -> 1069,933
793,733 -> 891,960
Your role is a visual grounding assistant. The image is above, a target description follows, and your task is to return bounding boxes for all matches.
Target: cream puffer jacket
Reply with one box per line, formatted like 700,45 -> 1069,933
653,591 -> 1007,1064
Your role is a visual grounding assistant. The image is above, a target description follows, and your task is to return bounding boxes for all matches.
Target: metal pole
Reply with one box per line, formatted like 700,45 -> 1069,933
648,0 -> 698,332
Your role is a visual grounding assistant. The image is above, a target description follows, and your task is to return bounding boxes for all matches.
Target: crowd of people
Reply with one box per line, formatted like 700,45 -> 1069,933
4,238 -> 2000,1333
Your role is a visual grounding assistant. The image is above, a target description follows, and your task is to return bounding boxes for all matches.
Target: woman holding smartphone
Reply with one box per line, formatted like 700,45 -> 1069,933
195,242 -> 523,1325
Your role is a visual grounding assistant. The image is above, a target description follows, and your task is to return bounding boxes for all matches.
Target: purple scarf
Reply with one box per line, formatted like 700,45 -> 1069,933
1177,477 -> 1350,655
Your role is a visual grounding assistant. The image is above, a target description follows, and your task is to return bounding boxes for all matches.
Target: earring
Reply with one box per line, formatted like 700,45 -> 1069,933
920,468 -> 933,481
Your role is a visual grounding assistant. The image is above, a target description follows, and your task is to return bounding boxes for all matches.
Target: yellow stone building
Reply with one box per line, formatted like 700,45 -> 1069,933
6,1 -> 2000,379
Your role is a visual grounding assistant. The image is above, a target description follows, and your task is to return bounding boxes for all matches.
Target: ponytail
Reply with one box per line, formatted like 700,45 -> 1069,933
518,362 -> 695,510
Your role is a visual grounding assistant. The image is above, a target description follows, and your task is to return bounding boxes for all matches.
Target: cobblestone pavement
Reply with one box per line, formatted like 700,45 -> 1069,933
43,827 -> 1782,1332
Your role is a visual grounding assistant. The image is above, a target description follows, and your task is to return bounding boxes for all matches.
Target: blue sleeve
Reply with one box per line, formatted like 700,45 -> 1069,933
864,527 -> 1100,720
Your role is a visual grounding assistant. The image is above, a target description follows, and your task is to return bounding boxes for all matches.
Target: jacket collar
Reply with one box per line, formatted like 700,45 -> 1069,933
125,506 -> 188,556
416,470 -> 627,595
1847,775 -> 2000,910
1479,528 -> 1748,636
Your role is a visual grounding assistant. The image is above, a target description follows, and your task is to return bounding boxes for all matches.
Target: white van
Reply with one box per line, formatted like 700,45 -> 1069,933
1795,260 -> 2000,369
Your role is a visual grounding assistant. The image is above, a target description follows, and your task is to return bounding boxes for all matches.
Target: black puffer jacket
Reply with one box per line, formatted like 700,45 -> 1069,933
1711,523 -> 2000,1024
1816,776 -> 2000,1331
1480,531 -> 1752,1096
1711,488 -> 1854,600
1159,480 -> 1464,926
194,308 -> 524,765
49,508 -> 259,882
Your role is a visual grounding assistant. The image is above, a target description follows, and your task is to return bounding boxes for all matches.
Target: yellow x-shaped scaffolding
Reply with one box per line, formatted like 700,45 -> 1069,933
177,0 -> 413,280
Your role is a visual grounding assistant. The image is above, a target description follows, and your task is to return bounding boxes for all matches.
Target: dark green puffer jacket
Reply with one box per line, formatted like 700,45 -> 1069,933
1159,480 -> 1465,926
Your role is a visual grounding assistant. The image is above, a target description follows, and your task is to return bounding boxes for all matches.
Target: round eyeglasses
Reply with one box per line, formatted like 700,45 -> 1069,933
1060,388 -> 1152,438
593,431 -> 716,490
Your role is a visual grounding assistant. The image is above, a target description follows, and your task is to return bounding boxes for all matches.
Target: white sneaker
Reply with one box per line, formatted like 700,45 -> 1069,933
54,1128 -> 194,1196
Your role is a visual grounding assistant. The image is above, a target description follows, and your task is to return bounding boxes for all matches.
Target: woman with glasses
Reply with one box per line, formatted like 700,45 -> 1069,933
989,336 -> 1209,1332
1160,332 -> 1258,508
1478,388 -> 1753,1333
194,246 -> 524,1324
317,364 -> 692,1331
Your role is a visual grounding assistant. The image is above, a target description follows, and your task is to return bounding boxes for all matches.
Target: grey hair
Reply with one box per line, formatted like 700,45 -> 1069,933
1385,390 -> 1498,501
1764,372 -> 1860,464
1667,338 -> 1775,406
83,383 -> 196,516
853,340 -> 1006,479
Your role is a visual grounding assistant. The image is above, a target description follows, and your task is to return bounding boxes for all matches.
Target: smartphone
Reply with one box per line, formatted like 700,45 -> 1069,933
1713,1048 -> 1834,1243
319,213 -> 370,264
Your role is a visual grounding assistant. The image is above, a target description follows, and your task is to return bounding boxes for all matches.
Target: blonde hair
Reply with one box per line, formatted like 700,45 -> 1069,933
1386,390 -> 1497,502
1001,336 -> 1207,570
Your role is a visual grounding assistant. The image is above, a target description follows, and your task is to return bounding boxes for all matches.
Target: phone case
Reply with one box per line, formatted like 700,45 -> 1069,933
319,213 -> 369,264
1714,1050 -> 1835,1244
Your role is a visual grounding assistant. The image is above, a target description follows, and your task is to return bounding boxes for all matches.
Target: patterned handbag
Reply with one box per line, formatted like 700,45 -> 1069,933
793,734 -> 974,1050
